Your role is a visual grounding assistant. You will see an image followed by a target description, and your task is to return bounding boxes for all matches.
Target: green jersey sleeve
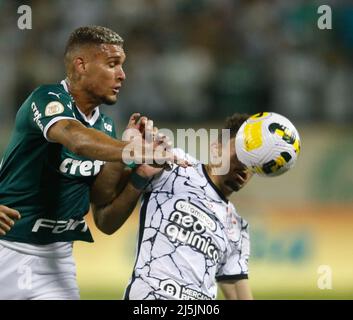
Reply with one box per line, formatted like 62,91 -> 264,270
29,85 -> 79,141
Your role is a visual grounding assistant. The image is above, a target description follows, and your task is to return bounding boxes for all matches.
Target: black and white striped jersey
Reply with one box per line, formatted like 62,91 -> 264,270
125,149 -> 249,300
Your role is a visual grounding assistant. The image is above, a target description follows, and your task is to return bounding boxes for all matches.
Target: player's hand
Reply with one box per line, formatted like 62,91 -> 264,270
126,113 -> 148,135
0,205 -> 21,236
135,127 -> 176,176
144,120 -> 189,170
123,118 -> 189,169
124,113 -> 148,145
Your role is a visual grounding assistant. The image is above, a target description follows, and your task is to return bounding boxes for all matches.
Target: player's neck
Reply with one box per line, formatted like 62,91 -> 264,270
204,164 -> 231,199
65,78 -> 98,118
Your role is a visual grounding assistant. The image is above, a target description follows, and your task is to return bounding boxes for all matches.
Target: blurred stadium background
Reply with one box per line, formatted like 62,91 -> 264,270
0,0 -> 352,299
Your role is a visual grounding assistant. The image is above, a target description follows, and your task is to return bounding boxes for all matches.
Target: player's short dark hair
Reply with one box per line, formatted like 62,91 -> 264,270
219,113 -> 250,142
65,25 -> 124,56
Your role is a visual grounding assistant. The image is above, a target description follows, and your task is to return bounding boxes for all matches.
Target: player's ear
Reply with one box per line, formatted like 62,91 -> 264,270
209,140 -> 223,167
73,56 -> 86,75
210,141 -> 219,157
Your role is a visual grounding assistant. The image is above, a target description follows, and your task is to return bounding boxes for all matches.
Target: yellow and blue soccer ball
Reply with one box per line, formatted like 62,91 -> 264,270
235,112 -> 301,177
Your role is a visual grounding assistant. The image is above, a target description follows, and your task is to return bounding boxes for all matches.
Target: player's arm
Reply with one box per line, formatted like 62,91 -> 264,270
89,161 -> 140,235
89,113 -> 151,209
90,114 -> 169,234
90,162 -> 130,208
90,117 -> 186,234
47,119 -> 131,162
32,91 -> 139,163
219,279 -> 253,300
90,154 -> 173,236
0,205 -> 21,236
91,164 -> 161,235
217,220 -> 251,300
47,112 -> 176,164
91,178 -> 142,235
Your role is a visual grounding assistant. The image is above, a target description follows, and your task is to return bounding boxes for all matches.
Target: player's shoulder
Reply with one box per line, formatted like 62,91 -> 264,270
172,148 -> 198,165
99,111 -> 115,130
146,148 -> 198,191
228,201 -> 249,230
95,111 -> 116,137
99,111 -> 114,125
30,83 -> 72,103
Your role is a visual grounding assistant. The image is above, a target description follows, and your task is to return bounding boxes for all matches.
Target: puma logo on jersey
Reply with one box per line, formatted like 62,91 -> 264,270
48,92 -> 62,99
59,158 -> 104,176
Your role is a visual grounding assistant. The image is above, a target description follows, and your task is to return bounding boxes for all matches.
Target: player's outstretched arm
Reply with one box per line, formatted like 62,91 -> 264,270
219,279 -> 253,300
47,117 -> 178,165
0,205 -> 21,236
88,112 -> 154,207
47,119 -> 130,162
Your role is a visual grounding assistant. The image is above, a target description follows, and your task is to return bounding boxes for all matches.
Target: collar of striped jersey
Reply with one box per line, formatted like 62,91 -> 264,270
202,164 -> 229,204
60,79 -> 101,126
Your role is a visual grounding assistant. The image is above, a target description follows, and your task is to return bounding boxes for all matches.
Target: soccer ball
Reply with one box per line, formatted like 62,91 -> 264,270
235,112 -> 301,177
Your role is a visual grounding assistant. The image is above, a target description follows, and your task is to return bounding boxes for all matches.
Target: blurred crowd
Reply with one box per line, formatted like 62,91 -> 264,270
0,0 -> 353,124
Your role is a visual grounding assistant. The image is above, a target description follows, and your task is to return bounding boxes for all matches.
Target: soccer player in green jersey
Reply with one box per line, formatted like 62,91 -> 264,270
0,26 -> 175,299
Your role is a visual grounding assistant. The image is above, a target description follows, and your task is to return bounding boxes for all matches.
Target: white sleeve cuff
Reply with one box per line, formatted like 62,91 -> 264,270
43,116 -> 81,142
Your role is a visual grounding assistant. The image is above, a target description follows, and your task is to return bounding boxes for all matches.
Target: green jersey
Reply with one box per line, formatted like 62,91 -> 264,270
0,80 -> 116,244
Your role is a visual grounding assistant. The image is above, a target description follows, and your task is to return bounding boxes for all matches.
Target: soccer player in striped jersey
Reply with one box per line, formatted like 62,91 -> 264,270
93,114 -> 253,300
125,114 -> 253,300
